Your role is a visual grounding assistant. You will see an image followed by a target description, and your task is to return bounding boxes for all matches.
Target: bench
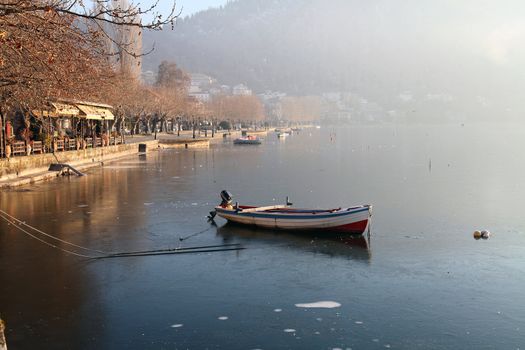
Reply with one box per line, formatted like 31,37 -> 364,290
55,139 -> 64,152
32,141 -> 43,154
67,139 -> 76,150
85,137 -> 93,148
12,141 -> 26,156
95,137 -> 102,147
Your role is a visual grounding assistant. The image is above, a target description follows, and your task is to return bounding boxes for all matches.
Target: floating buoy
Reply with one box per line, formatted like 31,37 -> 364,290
473,230 -> 482,239
481,230 -> 491,239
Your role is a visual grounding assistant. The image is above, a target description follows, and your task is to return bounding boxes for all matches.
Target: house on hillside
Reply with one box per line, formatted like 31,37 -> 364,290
233,84 -> 252,96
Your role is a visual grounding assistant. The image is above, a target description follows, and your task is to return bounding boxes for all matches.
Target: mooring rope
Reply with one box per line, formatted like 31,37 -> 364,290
0,209 -> 107,254
179,226 -> 214,241
0,209 -> 243,259
0,212 -> 97,258
97,246 -> 245,259
109,243 -> 242,257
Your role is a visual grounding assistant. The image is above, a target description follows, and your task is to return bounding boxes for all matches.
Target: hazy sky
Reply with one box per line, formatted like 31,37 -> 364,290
146,0 -> 229,17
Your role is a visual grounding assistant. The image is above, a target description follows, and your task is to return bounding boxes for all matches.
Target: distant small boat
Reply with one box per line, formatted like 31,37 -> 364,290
315,125 -> 321,129
233,135 -> 261,145
277,132 -> 289,138
211,191 -> 372,234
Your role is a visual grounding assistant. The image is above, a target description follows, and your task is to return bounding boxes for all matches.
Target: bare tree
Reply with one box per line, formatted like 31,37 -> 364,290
0,0 -> 179,155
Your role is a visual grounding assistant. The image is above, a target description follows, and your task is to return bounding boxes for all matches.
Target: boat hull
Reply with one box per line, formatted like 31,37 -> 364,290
215,206 -> 371,234
233,138 -> 261,145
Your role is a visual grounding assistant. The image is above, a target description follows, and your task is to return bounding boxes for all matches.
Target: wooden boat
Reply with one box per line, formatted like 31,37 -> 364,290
215,205 -> 371,234
233,135 -> 261,145
213,198 -> 372,234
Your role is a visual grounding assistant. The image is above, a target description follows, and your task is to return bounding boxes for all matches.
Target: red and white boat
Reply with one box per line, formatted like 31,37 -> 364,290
212,191 -> 372,234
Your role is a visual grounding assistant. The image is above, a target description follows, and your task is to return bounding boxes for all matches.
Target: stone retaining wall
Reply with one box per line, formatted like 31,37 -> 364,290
0,140 -> 159,181
158,138 -> 210,149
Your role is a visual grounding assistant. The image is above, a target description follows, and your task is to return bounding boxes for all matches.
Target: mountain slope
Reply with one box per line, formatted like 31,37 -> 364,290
143,0 -> 525,119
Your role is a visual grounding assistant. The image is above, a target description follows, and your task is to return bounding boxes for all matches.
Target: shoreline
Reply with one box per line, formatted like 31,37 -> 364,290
0,140 -> 160,189
0,129 -> 277,188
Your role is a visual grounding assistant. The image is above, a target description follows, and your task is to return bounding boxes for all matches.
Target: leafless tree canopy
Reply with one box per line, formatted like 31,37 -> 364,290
0,0 -> 178,111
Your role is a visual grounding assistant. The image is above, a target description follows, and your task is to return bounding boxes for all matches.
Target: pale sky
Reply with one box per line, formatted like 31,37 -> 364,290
146,0 -> 229,18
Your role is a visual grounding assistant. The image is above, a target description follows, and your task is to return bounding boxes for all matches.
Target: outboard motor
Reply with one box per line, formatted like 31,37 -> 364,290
220,190 -> 233,207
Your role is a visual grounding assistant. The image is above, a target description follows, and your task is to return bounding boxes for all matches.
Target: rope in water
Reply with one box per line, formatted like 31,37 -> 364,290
0,212 -> 96,258
97,246 -> 245,259
108,243 -> 242,257
179,226 -> 214,241
0,209 -> 243,259
0,209 -> 107,254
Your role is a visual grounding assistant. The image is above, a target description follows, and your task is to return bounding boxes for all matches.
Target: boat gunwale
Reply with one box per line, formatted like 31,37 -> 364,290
215,206 -> 370,220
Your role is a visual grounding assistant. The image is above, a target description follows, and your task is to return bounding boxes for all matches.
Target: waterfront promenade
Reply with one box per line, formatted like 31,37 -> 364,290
0,129 -> 262,188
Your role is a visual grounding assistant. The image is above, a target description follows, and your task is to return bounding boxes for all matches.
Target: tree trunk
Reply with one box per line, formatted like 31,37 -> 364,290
0,108 -> 4,158
0,318 -> 7,350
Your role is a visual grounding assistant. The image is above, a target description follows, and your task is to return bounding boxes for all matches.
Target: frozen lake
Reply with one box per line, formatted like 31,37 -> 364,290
1,124 -> 525,349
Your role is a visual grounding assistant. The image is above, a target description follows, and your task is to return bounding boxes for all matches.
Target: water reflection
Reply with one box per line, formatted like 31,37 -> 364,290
216,223 -> 371,262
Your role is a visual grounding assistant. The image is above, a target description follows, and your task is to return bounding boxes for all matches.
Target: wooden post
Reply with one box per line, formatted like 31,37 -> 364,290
0,318 -> 7,350
0,109 -> 4,158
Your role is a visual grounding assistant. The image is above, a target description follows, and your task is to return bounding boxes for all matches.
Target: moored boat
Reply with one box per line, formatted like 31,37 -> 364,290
211,191 -> 372,234
233,135 -> 262,145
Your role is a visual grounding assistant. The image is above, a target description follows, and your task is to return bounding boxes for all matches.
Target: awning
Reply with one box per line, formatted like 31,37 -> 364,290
76,104 -> 115,120
32,102 -> 80,118
51,102 -> 80,117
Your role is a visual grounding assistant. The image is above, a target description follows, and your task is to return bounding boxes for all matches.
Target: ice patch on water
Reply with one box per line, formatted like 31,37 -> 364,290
355,321 -> 363,324
171,324 -> 183,328
273,309 -> 282,312
104,166 -> 142,169
119,162 -> 147,165
144,202 -> 154,206
218,316 -> 228,320
295,301 -> 341,309
283,329 -> 296,333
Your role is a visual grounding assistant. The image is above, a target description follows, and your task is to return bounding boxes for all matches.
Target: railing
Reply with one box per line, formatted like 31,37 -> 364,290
3,135 -> 125,158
